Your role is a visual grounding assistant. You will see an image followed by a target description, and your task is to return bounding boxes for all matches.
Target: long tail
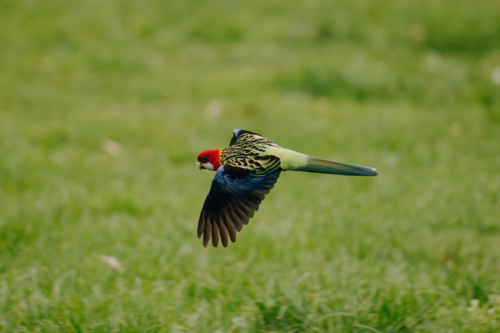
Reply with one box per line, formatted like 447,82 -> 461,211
264,147 -> 378,176
296,156 -> 378,176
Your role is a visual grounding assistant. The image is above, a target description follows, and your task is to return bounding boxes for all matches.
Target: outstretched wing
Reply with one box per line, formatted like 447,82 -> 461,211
197,156 -> 281,247
229,129 -> 261,146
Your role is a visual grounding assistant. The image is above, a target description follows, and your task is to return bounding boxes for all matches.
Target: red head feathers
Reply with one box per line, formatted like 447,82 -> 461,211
196,149 -> 222,171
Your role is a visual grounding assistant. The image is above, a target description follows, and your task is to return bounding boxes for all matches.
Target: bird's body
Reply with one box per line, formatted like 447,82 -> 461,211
220,131 -> 308,171
196,129 -> 377,248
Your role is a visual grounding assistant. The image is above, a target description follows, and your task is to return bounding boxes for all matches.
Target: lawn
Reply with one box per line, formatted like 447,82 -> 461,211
1,0 -> 500,332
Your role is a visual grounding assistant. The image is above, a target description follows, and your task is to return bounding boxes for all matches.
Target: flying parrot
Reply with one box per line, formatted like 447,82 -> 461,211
196,129 -> 378,248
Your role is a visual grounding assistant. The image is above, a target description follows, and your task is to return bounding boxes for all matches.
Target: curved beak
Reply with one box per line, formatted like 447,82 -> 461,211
196,162 -> 203,170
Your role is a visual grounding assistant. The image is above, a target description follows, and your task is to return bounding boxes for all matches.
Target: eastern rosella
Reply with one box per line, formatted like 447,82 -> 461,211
196,129 -> 378,248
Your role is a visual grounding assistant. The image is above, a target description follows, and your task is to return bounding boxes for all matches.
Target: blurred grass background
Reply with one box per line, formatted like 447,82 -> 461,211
1,0 -> 500,332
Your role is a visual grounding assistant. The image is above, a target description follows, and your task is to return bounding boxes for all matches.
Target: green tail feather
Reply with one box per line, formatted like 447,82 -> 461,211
296,156 -> 378,176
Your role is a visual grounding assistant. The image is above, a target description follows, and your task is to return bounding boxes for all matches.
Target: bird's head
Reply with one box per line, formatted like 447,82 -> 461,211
196,149 -> 222,171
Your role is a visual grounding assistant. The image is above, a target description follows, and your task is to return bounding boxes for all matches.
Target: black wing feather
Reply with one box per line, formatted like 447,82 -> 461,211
197,156 -> 281,247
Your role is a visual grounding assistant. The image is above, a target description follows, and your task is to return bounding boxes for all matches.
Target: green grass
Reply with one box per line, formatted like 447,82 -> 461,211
1,0 -> 500,332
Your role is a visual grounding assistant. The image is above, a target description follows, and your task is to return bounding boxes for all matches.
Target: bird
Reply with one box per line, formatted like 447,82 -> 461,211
196,129 -> 378,248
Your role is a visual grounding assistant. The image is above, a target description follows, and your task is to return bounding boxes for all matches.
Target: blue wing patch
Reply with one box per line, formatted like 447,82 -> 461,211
198,156 -> 281,247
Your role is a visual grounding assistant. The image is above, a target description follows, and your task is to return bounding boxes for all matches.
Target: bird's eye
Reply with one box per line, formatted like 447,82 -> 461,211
201,155 -> 208,162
